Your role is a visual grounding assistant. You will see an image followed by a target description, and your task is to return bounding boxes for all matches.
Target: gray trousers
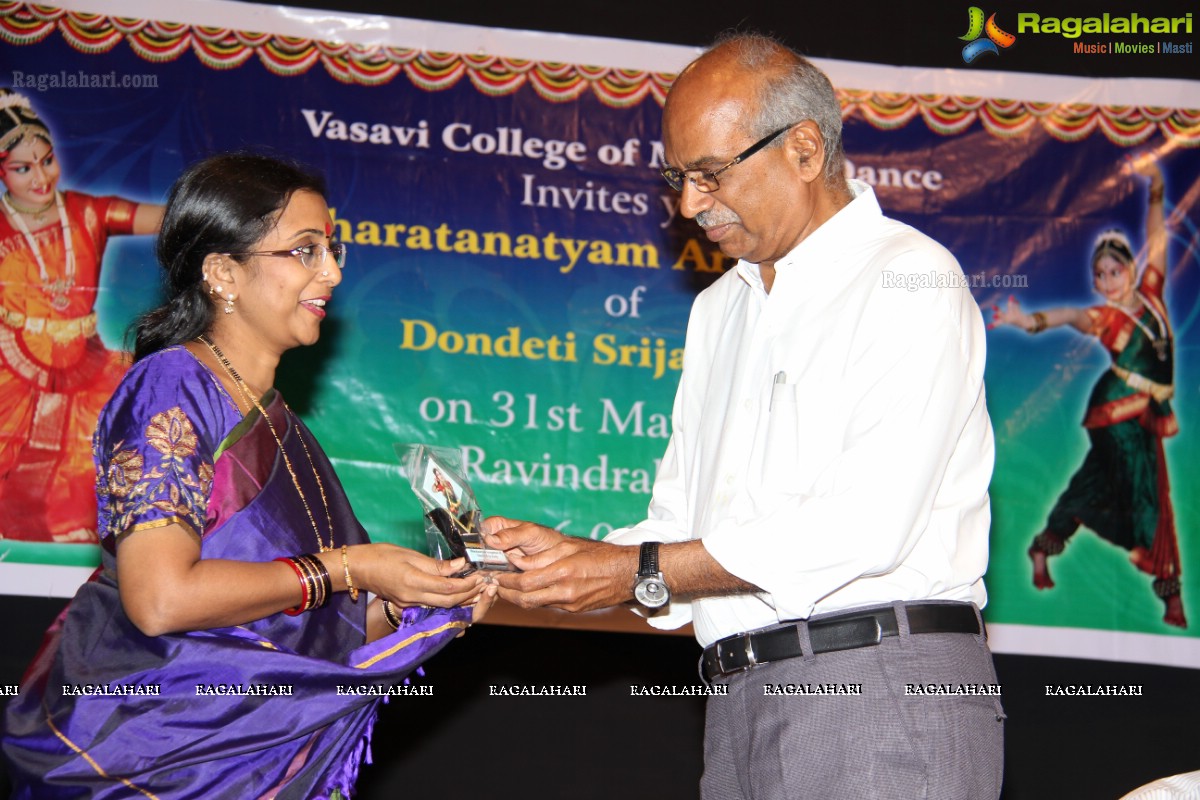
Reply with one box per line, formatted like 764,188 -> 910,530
701,603 -> 1004,800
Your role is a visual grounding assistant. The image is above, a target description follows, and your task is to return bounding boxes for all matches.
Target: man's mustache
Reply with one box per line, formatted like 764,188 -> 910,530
697,209 -> 741,229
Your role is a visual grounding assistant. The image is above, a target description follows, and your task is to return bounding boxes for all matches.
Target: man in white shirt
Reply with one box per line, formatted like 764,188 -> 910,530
486,32 -> 1003,799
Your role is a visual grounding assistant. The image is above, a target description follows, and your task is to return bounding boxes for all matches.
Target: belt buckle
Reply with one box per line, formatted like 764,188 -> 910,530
716,632 -> 758,677
742,632 -> 759,669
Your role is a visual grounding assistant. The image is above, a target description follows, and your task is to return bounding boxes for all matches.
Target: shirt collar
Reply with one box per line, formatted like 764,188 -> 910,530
735,179 -> 883,296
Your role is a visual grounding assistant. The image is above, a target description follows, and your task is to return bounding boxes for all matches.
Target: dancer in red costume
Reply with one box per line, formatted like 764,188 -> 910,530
0,89 -> 163,542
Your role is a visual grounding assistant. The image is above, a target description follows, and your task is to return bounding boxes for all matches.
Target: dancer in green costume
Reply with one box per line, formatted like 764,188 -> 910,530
992,155 -> 1185,629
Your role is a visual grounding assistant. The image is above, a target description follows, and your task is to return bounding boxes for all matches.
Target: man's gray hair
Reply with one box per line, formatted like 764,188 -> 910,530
709,32 -> 846,189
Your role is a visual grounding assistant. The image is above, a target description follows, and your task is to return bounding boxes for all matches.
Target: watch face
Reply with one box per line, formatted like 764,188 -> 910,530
635,576 -> 669,608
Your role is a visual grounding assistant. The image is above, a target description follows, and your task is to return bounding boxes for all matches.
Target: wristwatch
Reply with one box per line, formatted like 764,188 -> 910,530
633,542 -> 670,610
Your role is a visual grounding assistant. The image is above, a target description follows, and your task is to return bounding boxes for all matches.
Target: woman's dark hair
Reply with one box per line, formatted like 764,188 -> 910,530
1091,228 -> 1135,270
0,89 -> 53,158
132,153 -> 326,361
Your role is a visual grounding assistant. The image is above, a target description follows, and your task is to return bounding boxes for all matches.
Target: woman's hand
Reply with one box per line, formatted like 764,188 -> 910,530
989,295 -> 1033,330
1128,151 -> 1162,184
365,574 -> 496,641
467,580 -> 499,625
354,543 -> 488,609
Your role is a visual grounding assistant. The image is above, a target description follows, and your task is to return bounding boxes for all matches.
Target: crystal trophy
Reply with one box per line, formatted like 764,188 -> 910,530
397,444 -> 516,575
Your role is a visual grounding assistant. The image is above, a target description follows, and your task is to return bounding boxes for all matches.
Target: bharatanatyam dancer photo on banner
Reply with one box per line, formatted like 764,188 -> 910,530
0,87 -> 163,543
992,153 -> 1187,630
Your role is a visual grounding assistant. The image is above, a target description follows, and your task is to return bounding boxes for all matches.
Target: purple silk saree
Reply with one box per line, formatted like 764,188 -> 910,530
2,347 -> 470,798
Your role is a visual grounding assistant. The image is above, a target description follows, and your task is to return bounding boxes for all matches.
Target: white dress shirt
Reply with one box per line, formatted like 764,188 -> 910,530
607,181 -> 994,647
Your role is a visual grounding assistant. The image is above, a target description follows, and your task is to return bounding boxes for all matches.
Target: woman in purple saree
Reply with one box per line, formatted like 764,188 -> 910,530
2,154 -> 493,798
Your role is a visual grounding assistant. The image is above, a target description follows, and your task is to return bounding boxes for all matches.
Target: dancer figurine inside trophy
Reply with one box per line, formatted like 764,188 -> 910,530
399,444 -> 515,575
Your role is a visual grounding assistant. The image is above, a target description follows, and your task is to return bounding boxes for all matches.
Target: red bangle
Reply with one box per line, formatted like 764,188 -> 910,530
274,557 -> 309,616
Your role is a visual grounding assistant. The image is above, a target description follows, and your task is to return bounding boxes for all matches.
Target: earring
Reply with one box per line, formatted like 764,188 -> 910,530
224,293 -> 235,314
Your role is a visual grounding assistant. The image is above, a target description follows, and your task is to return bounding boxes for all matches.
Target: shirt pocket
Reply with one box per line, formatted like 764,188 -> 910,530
761,381 -> 842,496
760,381 -> 802,493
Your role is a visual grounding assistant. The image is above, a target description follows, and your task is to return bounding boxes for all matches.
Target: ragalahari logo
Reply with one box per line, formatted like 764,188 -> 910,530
960,7 -> 1017,63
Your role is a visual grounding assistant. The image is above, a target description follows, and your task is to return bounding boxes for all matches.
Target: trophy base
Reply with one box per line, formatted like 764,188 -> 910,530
427,509 -> 518,574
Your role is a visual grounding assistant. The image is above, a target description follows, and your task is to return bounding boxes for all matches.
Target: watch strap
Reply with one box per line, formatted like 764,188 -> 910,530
638,541 -> 661,578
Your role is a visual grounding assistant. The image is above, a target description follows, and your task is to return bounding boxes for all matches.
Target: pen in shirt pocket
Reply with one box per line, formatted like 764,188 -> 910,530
769,370 -> 786,410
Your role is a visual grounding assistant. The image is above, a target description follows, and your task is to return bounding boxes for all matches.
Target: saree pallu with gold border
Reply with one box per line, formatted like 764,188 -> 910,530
2,347 -> 470,798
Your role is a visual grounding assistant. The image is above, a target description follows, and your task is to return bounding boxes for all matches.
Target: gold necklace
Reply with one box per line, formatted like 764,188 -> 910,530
1,190 -> 76,311
3,191 -> 54,218
198,335 -> 336,552
1107,292 -> 1171,362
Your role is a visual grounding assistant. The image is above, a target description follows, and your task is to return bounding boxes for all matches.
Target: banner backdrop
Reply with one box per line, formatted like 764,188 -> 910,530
0,1 -> 1197,666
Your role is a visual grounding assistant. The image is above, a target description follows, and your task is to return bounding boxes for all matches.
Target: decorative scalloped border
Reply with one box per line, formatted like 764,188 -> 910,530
2,2 -> 1197,145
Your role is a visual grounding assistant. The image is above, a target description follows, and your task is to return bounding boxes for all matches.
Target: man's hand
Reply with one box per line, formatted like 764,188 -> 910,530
480,516 -> 567,560
482,516 -> 638,612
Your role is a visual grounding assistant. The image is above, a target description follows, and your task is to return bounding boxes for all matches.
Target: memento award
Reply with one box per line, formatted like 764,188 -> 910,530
398,444 -> 516,575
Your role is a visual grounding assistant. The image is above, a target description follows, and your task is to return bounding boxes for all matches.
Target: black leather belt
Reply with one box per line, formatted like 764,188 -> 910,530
702,602 -> 981,682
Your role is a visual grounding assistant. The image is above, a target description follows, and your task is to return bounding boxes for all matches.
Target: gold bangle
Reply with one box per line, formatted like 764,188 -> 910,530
289,555 -> 319,612
1149,184 -> 1164,204
381,599 -> 402,631
295,553 -> 331,610
311,555 -> 332,609
341,545 -> 359,603
1030,311 -> 1048,334
315,557 -> 330,610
